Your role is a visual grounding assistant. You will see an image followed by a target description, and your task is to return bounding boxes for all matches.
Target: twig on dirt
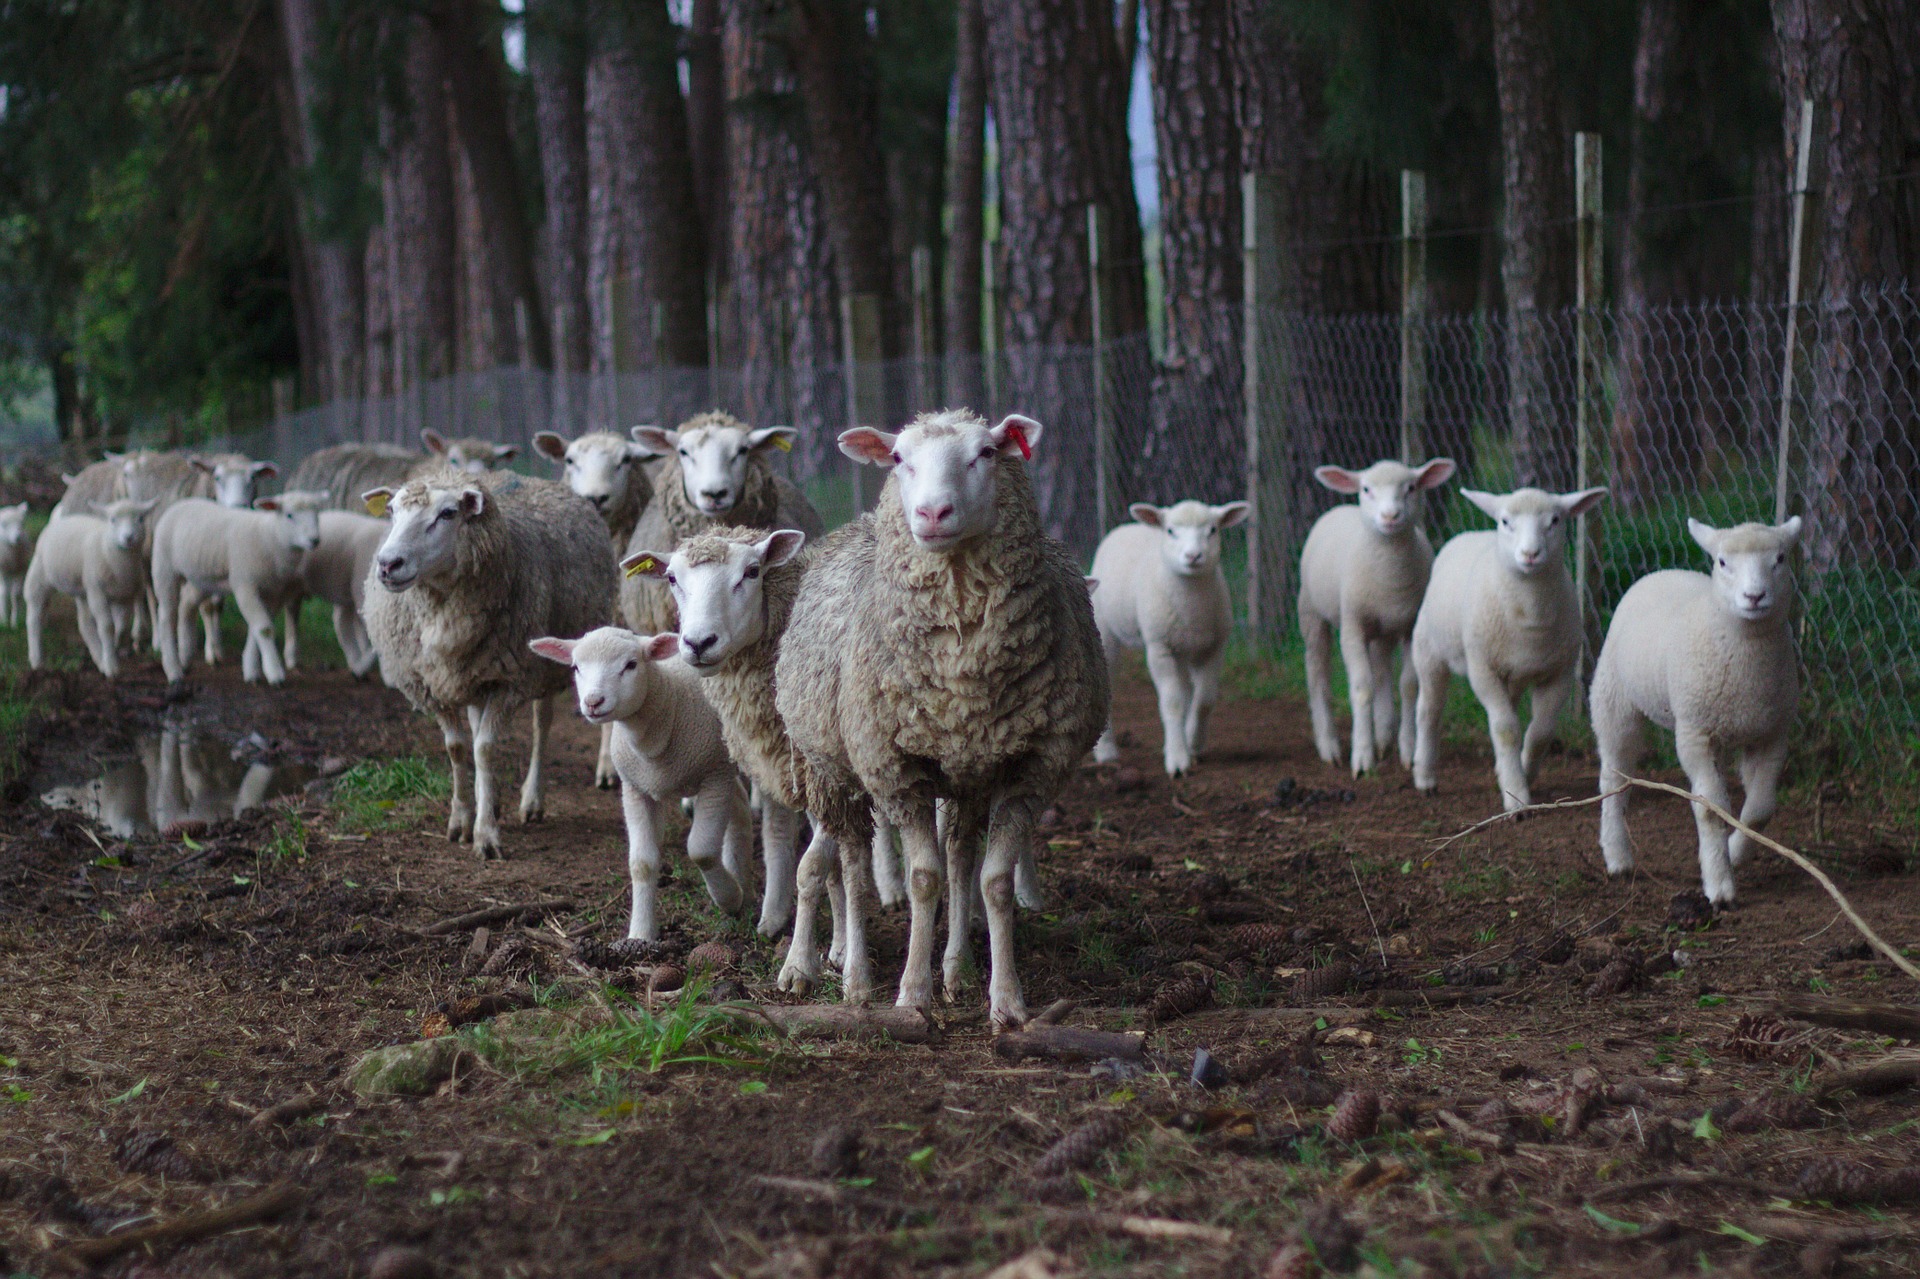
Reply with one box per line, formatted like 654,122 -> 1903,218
1028,998 -> 1080,1027
714,1003 -> 940,1044
1739,1216 -> 1910,1248
1434,1110 -> 1515,1153
1585,1172 -> 1788,1204
993,1024 -> 1145,1063
1809,1051 -> 1920,1100
419,900 -> 575,937
1347,855 -> 1387,967
750,1175 -> 920,1220
1100,1215 -> 1233,1246
51,1181 -> 304,1267
246,1092 -> 324,1129
1774,995 -> 1920,1042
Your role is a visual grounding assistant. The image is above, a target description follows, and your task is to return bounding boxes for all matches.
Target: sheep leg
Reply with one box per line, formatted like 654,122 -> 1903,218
79,584 -> 114,677
595,723 -> 618,789
894,806 -> 944,1012
1146,641 -> 1194,777
1520,671 -> 1571,783
777,826 -> 839,995
943,799 -> 987,1000
1730,734 -> 1789,869
1411,644 -> 1448,793
154,571 -> 187,683
1185,651 -> 1223,760
1014,842 -> 1045,911
1466,655 -> 1529,811
348,613 -> 379,679
240,628 -> 261,683
1092,631 -> 1123,764
280,598 -> 300,671
467,698 -> 505,858
1368,638 -> 1397,764
1675,725 -> 1737,904
720,776 -> 758,909
982,794 -> 1038,1029
620,783 -> 665,940
1592,682 -> 1644,877
826,863 -> 848,967
23,568 -> 46,669
756,799 -> 799,936
1396,644 -> 1420,767
231,584 -> 287,685
200,593 -> 224,666
1302,612 -> 1341,765
1339,621 -> 1378,776
437,711 -> 474,845
685,773 -> 746,918
331,605 -> 365,675
516,694 -> 551,824
871,819 -> 906,909
836,821 -> 877,1004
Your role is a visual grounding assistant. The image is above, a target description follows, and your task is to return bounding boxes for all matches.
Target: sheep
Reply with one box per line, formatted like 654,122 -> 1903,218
177,454 -> 281,667
149,492 -> 328,686
620,412 -> 824,636
779,410 -> 1108,1028
1090,499 -> 1251,777
1295,458 -> 1457,775
530,626 -> 756,939
286,432 -> 518,511
283,511 -> 390,679
52,456 -> 132,518
0,503 -> 32,625
362,469 -> 615,858
23,498 -> 159,676
1410,486 -> 1609,811
1590,517 -> 1803,905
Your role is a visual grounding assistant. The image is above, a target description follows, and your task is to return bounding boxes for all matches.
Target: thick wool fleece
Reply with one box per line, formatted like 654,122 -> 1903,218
287,443 -> 425,512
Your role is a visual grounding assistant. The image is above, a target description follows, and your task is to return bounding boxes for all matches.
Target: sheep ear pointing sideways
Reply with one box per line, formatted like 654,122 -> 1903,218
532,431 -> 568,461
620,550 -> 670,580
362,487 -> 393,518
528,636 -> 577,664
989,413 -> 1043,458
1129,503 -> 1164,527
746,426 -> 797,455
630,425 -> 677,454
837,428 -> 898,465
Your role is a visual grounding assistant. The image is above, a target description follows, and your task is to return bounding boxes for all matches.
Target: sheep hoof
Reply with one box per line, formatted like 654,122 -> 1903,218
519,803 -> 545,825
1093,742 -> 1120,765
776,962 -> 814,996
595,773 -> 617,791
989,997 -> 1029,1032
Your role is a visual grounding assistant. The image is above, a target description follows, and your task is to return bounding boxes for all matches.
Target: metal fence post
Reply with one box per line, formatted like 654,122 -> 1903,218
1398,170 -> 1428,465
842,292 -> 884,513
1574,132 -> 1603,692
1088,203 -> 1116,536
1242,171 -> 1288,641
1775,98 -> 1816,526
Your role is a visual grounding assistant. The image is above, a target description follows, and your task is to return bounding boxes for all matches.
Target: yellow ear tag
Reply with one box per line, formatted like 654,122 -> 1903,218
623,555 -> 656,579
773,435 -> 793,452
365,492 -> 390,518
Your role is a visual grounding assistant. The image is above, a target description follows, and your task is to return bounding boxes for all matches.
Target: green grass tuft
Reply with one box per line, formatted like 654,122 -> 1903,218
330,756 -> 450,833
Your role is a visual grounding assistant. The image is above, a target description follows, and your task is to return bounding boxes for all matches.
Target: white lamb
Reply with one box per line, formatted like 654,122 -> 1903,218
530,627 -> 755,939
24,498 -> 158,676
1410,486 -> 1608,811
179,453 -> 280,667
0,503 -> 32,625
1296,458 -> 1456,775
1590,517 -> 1803,905
149,493 -> 328,686
288,511 -> 390,678
1090,499 -> 1249,776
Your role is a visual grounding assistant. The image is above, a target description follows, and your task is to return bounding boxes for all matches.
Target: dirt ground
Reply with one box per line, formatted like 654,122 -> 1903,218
2,651 -> 1918,1278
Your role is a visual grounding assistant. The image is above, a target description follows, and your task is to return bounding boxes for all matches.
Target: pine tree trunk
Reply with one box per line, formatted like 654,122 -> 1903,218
686,0 -> 727,283
1772,0 -> 1920,571
944,0 -> 987,406
1490,0 -> 1574,489
452,137 -> 500,370
392,13 -> 459,385
529,0 -> 592,393
1146,0 -> 1241,505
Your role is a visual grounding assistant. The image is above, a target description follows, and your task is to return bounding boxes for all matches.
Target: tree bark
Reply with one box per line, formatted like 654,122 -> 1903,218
686,0 -> 728,285
1490,0 -> 1574,489
392,12 -> 459,384
943,0 -> 987,408
529,0 -> 592,387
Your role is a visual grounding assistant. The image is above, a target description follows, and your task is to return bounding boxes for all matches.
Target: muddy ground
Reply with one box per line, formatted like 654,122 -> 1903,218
2,648 -> 1918,1279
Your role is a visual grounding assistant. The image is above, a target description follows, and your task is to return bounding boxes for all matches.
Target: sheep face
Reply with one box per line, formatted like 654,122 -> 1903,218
254,491 -> 326,555
0,503 -> 27,546
423,429 -> 518,474
1689,516 -> 1802,622
116,451 -> 170,501
529,627 -> 681,724
1129,500 -> 1250,577
1462,487 -> 1608,576
840,411 -> 1044,551
1314,457 -> 1455,535
368,483 -> 481,591
194,458 -> 278,509
535,432 -> 653,518
625,529 -> 806,673
634,420 -> 793,517
92,498 -> 158,550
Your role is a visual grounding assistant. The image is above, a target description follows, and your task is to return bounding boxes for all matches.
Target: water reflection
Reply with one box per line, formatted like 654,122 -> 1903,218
40,729 -> 314,838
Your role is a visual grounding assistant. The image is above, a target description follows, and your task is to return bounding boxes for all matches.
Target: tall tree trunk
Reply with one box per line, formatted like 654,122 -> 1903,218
1772,0 -> 1920,571
982,0 -> 1146,550
436,0 -> 549,368
1145,0 -> 1241,505
686,0 -> 728,286
275,0 -> 365,407
1490,0 -> 1574,489
529,0 -> 591,396
452,136 -> 500,370
392,13 -> 459,385
943,0 -> 987,406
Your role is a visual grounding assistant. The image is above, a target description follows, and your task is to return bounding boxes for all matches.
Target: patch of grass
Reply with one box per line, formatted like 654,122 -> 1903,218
330,756 -> 450,833
262,811 -> 310,864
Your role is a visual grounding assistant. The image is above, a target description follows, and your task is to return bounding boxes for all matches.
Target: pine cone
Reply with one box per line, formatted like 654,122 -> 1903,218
647,964 -> 685,994
808,1124 -> 862,1179
1139,915 -> 1201,946
1264,1244 -> 1320,1279
1030,1174 -> 1083,1205
1585,957 -> 1641,999
1326,1089 -> 1381,1142
686,941 -> 741,974
1532,932 -> 1575,966
1723,1093 -> 1822,1134
113,1131 -> 200,1180
1722,1014 -> 1805,1063
1473,1098 -> 1514,1129
479,935 -> 532,977
1182,871 -> 1231,903
1442,963 -> 1503,988
1132,943 -> 1193,972
420,1011 -> 453,1039
1231,922 -> 1292,963
1031,1113 -> 1126,1179
1668,889 -> 1716,930
1291,962 -> 1353,1004
1148,975 -> 1213,1024
1795,1158 -> 1920,1205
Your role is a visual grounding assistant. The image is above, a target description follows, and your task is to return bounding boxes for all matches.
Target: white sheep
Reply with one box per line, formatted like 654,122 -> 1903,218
178,454 -> 280,667
52,456 -> 132,518
149,493 -> 327,686
0,503 -> 32,626
362,470 -> 615,858
1590,517 -> 1803,904
531,627 -> 756,938
1090,499 -> 1250,777
1410,486 -> 1608,811
1296,458 -> 1456,775
285,511 -> 390,679
24,498 -> 158,676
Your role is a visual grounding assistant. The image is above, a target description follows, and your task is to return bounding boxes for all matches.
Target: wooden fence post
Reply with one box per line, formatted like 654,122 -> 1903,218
1398,170 -> 1428,465
1242,171 -> 1288,641
842,292 -> 884,513
1573,131 -> 1603,691
1088,203 -> 1117,536
1775,98 -> 1816,526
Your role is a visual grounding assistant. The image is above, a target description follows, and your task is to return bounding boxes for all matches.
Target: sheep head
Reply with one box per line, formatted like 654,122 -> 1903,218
1462,486 -> 1607,577
91,498 -> 158,550
633,413 -> 793,517
367,481 -> 485,591
253,490 -> 327,555
0,503 -> 28,545
423,429 -> 518,473
535,431 -> 653,520
1689,516 -> 1801,623
622,528 -> 806,674
530,626 -> 680,724
193,457 -> 278,509
1129,500 -> 1249,577
839,410 -> 1043,552
1314,457 -> 1455,536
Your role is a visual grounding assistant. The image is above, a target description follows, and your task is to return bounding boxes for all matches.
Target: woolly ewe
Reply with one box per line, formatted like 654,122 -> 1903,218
1091,499 -> 1250,776
24,499 -> 158,676
1590,517 -> 1803,904
0,503 -> 31,626
532,627 -> 755,938
286,432 -> 518,511
1410,486 -> 1608,811
1297,458 -> 1456,774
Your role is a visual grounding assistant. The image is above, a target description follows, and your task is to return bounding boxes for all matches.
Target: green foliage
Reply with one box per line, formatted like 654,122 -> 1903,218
331,756 -> 451,833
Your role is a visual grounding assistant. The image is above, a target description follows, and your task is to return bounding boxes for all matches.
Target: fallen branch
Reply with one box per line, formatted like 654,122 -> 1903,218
1585,1172 -> 1787,1204
1739,1216 -> 1910,1249
716,1004 -> 940,1045
993,1024 -> 1145,1063
1810,1050 -> 1920,1100
750,1175 -> 920,1220
1434,1110 -> 1515,1153
1028,998 -> 1080,1027
1774,995 -> 1920,1042
53,1181 -> 303,1266
1104,1215 -> 1233,1246
419,900 -> 575,937
1370,987 -> 1512,1009
247,1092 -> 322,1129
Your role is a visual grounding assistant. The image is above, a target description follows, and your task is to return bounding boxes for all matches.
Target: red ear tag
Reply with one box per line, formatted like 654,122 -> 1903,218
1006,423 -> 1031,460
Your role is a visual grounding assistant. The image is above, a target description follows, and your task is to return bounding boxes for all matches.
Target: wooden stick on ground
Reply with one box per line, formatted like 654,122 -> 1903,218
1774,995 -> 1920,1042
1809,1051 -> 1920,1100
54,1181 -> 304,1266
420,900 -> 575,937
1585,1172 -> 1788,1204
716,1004 -> 941,1045
993,1024 -> 1146,1063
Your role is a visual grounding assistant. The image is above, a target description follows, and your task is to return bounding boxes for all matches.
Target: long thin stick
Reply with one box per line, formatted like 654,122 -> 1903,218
55,1182 -> 303,1266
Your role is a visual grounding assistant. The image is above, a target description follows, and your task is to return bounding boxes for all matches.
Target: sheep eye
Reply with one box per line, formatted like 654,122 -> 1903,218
979,446 -> 995,460
623,659 -> 638,673
890,452 -> 902,465
1775,553 -> 1785,565
665,573 -> 677,586
1717,558 -> 1727,569
744,565 -> 759,580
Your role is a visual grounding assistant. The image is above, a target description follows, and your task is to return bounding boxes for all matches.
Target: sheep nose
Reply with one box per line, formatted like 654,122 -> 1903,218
1743,591 -> 1766,607
683,634 -> 719,661
590,493 -> 610,509
378,554 -> 405,577
583,694 -> 606,713
700,488 -> 730,506
915,503 -> 955,527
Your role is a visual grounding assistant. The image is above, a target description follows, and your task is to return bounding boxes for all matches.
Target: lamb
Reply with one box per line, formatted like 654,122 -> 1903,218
1090,499 -> 1250,777
530,627 -> 756,939
24,498 -> 159,676
620,412 -> 824,636
779,410 -> 1108,1027
149,492 -> 328,686
284,511 -> 390,678
1296,458 -> 1456,775
0,503 -> 32,625
287,432 -> 519,510
1410,486 -> 1609,811
362,470 -> 614,858
178,453 -> 281,667
1590,517 -> 1803,905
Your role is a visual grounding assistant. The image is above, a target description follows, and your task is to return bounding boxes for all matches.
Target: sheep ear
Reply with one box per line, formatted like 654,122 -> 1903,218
1777,515 -> 1803,544
421,429 -> 450,455
252,461 -> 278,479
362,487 -> 394,518
1084,576 -> 1100,593
990,414 -> 1043,459
838,428 -> 899,466
1414,458 -> 1457,489
621,550 -> 671,580
757,528 -> 807,568
1560,487 -> 1609,518
630,425 -> 675,454
133,499 -> 158,513
532,431 -> 567,461
1314,466 -> 1362,494
527,637 -> 575,664
1687,518 -> 1720,554
747,426 -> 797,455
61,473 -> 78,486
1461,489 -> 1503,520
254,496 -> 281,512
1214,501 -> 1252,529
1128,503 -> 1164,528
623,442 -> 654,463
492,444 -> 519,462
457,488 -> 486,518
643,633 -> 681,662
190,458 -> 215,474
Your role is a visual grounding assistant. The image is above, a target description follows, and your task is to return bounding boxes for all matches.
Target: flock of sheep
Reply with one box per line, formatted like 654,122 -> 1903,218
6,410 -> 1805,1026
